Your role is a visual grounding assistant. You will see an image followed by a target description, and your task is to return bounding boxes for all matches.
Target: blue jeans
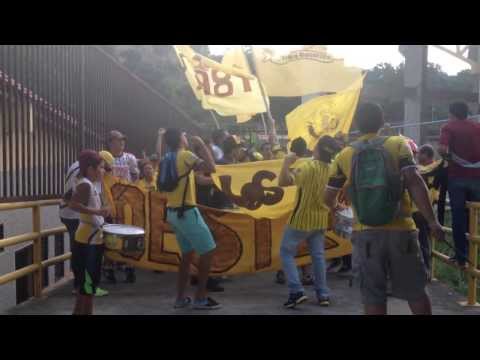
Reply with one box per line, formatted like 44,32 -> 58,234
448,178 -> 480,263
280,227 -> 329,297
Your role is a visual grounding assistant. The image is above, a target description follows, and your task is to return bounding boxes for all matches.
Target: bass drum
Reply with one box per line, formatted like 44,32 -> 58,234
103,224 -> 145,260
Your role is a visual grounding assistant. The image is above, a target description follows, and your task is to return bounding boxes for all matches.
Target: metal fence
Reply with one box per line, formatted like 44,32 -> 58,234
0,45 -> 198,202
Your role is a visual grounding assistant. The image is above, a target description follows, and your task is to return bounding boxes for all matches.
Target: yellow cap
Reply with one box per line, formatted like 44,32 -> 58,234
99,150 -> 114,167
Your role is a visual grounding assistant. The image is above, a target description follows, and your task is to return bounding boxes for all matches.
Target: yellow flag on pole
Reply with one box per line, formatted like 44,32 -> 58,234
174,45 -> 267,117
253,45 -> 363,97
221,48 -> 270,123
286,75 -> 365,149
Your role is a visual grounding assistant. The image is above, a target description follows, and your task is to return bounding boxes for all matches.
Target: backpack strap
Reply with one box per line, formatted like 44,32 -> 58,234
351,136 -> 389,151
177,166 -> 194,219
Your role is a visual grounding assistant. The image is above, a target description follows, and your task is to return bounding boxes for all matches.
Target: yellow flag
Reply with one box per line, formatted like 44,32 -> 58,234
286,75 -> 365,150
174,45 -> 267,117
221,48 -> 269,123
253,45 -> 362,97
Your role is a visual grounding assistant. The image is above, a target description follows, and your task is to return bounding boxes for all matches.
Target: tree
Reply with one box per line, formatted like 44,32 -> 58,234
111,45 -> 217,133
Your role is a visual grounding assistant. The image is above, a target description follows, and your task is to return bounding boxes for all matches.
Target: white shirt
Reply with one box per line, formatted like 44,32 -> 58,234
112,152 -> 139,182
59,161 -> 80,220
77,177 -> 104,229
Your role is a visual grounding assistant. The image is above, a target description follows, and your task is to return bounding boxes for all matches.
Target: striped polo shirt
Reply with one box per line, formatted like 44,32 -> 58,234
288,159 -> 330,231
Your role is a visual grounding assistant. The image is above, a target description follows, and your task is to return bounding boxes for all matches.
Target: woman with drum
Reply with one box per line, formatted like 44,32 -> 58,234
69,150 -> 111,315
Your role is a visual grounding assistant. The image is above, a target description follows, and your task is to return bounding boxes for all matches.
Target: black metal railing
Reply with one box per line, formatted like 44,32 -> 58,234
0,45 -> 200,202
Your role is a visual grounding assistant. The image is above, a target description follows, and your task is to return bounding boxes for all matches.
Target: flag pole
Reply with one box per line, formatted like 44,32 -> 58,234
209,110 -> 220,129
242,45 -> 278,144
260,113 -> 268,137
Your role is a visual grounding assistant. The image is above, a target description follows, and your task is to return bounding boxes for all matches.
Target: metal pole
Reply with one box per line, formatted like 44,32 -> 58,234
80,45 -> 86,150
260,113 -> 268,137
242,46 -> 277,143
209,110 -> 220,129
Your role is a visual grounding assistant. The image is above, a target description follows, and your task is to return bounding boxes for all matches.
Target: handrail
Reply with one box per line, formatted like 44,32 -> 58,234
0,199 -> 62,211
432,202 -> 480,306
0,199 -> 69,298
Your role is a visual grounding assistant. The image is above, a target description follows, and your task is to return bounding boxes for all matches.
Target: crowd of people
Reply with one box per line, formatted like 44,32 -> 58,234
60,99 -> 480,315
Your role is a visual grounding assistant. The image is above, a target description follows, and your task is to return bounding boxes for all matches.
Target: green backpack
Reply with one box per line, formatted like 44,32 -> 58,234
347,136 -> 403,226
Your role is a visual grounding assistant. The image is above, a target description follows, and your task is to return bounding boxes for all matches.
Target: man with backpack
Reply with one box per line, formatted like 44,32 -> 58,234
324,103 -> 445,315
158,128 -> 221,310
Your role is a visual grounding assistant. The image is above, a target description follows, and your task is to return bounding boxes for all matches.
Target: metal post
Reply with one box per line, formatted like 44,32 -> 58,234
209,110 -> 220,129
467,207 -> 478,306
242,46 -> 277,143
80,45 -> 86,151
32,205 -> 42,298
460,206 -> 479,307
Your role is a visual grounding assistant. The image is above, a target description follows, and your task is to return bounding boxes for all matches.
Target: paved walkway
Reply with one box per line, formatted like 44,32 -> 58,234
4,270 -> 480,315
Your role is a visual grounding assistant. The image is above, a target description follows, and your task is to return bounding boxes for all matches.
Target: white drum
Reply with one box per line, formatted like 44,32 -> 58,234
103,224 -> 145,259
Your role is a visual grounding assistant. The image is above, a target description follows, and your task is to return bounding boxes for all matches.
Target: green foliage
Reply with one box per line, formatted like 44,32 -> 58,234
110,45 -> 217,133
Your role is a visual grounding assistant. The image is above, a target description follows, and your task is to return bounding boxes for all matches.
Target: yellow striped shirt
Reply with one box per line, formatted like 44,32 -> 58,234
288,159 -> 330,231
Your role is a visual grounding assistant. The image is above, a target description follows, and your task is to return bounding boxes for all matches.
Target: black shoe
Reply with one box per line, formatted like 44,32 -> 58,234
103,269 -> 117,284
207,278 -> 224,292
284,292 -> 308,309
125,268 -> 136,283
318,296 -> 330,307
275,271 -> 286,285
193,297 -> 222,310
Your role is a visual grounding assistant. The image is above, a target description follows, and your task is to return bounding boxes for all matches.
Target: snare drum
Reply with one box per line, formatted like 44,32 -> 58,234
103,224 -> 145,260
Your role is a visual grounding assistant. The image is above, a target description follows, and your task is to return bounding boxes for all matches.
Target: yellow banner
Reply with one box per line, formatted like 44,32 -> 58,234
286,75 -> 364,150
103,175 -> 352,275
211,159 -> 302,219
253,45 -> 363,97
174,45 -> 267,117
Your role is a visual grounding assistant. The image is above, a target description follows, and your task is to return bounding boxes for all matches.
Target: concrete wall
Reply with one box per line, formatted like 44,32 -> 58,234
0,205 -> 71,312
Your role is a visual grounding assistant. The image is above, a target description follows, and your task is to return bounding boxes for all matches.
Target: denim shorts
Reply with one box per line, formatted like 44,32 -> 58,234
166,207 -> 216,256
353,230 -> 427,305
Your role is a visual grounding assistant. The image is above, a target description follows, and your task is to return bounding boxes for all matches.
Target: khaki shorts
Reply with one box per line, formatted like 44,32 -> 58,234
353,230 -> 427,306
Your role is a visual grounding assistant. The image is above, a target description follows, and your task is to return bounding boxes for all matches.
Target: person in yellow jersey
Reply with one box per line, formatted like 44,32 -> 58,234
159,128 -> 221,310
275,137 -> 314,287
136,160 -> 158,192
412,144 -> 442,280
69,150 -> 111,315
324,103 -> 445,315
278,135 -> 342,309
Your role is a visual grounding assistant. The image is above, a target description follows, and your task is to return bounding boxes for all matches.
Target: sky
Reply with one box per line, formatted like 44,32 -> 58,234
209,45 -> 471,75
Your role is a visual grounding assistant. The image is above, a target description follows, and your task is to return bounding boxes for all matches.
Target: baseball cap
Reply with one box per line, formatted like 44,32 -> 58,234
107,130 -> 127,142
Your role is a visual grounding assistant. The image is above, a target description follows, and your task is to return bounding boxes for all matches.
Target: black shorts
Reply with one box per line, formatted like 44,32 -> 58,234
72,241 -> 105,295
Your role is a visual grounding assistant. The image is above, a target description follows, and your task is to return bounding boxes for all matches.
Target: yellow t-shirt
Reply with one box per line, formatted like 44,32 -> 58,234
163,150 -> 200,208
327,134 -> 416,231
136,178 -> 157,192
289,159 -> 330,231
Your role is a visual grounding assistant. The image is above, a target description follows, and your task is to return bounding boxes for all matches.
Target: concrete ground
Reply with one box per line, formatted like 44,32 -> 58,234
4,269 -> 480,315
